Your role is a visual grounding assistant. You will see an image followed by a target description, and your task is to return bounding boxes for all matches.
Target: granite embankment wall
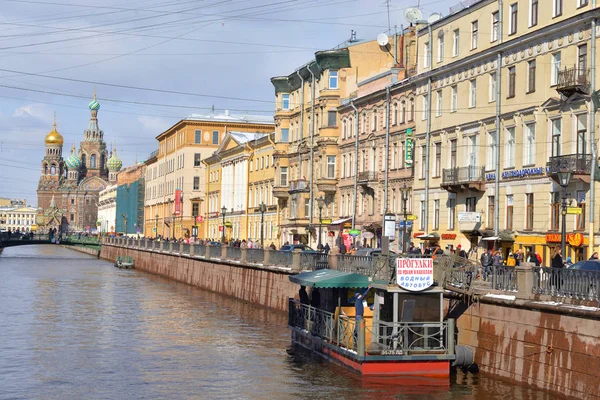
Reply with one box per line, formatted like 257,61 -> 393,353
101,244 -> 297,311
100,245 -> 599,399
62,245 -> 100,258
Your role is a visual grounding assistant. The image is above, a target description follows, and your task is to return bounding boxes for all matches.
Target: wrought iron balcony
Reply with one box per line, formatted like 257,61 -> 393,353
556,66 -> 590,97
441,166 -> 485,192
289,179 -> 309,193
358,171 -> 378,182
547,154 -> 593,183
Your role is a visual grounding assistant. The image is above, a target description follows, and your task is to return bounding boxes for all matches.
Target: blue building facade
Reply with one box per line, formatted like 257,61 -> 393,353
115,179 -> 145,235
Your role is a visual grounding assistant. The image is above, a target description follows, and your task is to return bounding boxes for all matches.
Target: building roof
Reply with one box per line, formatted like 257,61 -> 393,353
184,111 -> 273,125
229,131 -> 268,145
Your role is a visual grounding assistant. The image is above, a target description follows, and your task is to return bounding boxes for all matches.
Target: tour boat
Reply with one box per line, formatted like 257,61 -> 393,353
115,256 -> 134,269
288,257 -> 471,378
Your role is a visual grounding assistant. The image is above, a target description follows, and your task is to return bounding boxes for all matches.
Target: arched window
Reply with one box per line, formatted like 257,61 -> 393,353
349,116 -> 353,137
341,118 -> 347,139
372,109 -> 378,131
81,154 -> 87,168
50,165 -> 56,175
100,154 -> 105,170
91,154 -> 97,169
392,103 -> 398,125
44,164 -> 48,175
410,98 -> 415,121
401,101 -> 407,123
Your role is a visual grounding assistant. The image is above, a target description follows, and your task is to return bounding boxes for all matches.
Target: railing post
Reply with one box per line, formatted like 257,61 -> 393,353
241,247 -> 248,264
292,249 -> 302,271
357,318 -> 365,357
264,248 -> 271,265
168,241 -> 173,253
447,318 -> 455,356
328,252 -> 338,270
189,244 -> 195,257
159,241 -> 164,252
516,263 -> 535,300
221,245 -> 228,260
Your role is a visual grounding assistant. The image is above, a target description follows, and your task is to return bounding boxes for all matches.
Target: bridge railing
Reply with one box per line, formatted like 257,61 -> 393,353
533,267 -> 600,302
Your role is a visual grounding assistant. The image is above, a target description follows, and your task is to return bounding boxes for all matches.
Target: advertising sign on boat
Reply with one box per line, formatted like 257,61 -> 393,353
396,258 -> 434,291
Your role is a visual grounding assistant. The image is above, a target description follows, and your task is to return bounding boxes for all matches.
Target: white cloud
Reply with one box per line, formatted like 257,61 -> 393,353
13,103 -> 54,125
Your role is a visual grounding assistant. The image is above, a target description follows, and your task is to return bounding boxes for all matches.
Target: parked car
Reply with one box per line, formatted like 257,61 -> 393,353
568,260 -> 600,271
279,244 -> 317,253
354,248 -> 397,257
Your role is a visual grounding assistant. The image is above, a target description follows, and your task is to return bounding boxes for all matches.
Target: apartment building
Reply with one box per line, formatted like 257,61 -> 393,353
144,112 -> 273,239
0,206 -> 37,232
413,0 -> 598,262
204,132 -> 277,243
270,33 -> 404,247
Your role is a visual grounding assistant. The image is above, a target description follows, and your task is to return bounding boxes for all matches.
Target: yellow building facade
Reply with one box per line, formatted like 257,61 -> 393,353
144,112 -> 274,239
413,0 -> 599,263
204,132 -> 277,245
271,35 -> 405,247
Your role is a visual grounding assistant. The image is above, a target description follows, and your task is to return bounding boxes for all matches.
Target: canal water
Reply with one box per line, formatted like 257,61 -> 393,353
0,245 -> 562,400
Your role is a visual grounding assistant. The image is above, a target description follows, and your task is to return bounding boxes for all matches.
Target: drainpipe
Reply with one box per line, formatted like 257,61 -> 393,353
494,1 -> 503,242
351,101 -> 359,230
296,70 -> 305,179
383,85 -> 391,232
590,12 -> 596,253
424,24 -> 433,233
308,66 -> 316,231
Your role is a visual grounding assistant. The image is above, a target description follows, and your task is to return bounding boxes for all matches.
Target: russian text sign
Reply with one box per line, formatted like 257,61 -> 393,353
396,258 -> 434,291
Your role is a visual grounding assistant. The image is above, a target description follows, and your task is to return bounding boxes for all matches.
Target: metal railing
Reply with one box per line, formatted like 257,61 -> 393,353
181,244 -> 190,255
226,246 -> 242,260
171,242 -> 181,253
358,171 -> 378,182
289,179 -> 308,191
492,266 -> 518,291
557,66 -> 590,91
442,166 -> 485,185
269,251 -> 293,266
300,253 -> 329,269
246,248 -> 264,264
196,245 -> 206,257
337,255 -> 373,275
366,320 -> 450,354
547,154 -> 593,175
208,245 -> 222,258
533,267 -> 600,301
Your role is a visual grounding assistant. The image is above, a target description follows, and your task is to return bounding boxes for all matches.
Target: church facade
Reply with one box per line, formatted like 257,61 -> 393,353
36,95 -> 122,233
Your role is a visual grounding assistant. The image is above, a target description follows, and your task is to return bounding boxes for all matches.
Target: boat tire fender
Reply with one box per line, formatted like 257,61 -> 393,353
452,345 -> 474,368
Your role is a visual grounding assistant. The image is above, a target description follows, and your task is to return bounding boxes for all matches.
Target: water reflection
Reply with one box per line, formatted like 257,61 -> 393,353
0,245 -> 560,399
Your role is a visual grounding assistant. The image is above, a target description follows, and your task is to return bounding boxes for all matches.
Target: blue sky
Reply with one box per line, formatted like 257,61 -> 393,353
0,0 -> 458,206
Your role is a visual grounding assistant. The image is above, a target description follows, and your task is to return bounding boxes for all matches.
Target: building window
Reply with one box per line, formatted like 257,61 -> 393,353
524,123 -> 536,165
448,197 -> 456,230
433,200 -> 440,230
422,95 -> 429,121
329,70 -> 338,89
553,0 -> 563,17
328,111 -> 337,127
392,103 -> 398,125
492,11 -> 499,42
577,114 -> 587,156
420,201 -> 426,230
400,101 -> 406,123
504,127 -> 515,168
392,144 -> 398,169
466,197 -> 477,212
527,60 -> 536,93
193,176 -> 200,190
90,154 -> 97,168
578,44 -> 588,71
372,109 -> 378,131
507,66 -> 516,98
487,196 -> 495,230
577,191 -> 586,230
212,131 -> 219,144
552,118 -> 561,157
420,145 -> 427,179
452,29 -> 459,56
509,3 -> 518,35
506,195 -> 514,230
280,167 -> 288,187
550,192 -> 560,231
489,73 -> 497,102
409,99 -> 415,121
551,52 -> 561,86
526,193 -> 534,230
530,0 -> 538,26
437,34 -> 444,63
471,21 -> 478,49
451,85 -> 457,112
424,42 -> 430,67
194,130 -> 201,144
468,135 -> 478,166
450,139 -> 457,169
282,93 -> 290,110
279,128 -> 289,143
71,198 -> 75,205
469,79 -> 476,108
327,155 -> 336,178
434,143 -> 441,177
579,0 -> 589,6
70,213 -> 74,222
436,90 -> 442,117
194,153 -> 201,167
487,131 -> 497,171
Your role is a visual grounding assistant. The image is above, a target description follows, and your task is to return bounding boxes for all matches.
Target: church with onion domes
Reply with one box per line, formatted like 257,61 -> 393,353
36,94 -> 122,233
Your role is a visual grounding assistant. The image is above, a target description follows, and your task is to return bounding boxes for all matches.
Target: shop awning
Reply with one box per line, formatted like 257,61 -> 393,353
416,232 -> 440,240
482,236 -> 499,241
289,269 -> 371,288
329,217 -> 353,226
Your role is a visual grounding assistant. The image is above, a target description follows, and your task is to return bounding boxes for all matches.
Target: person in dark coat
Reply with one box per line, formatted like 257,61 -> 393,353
299,286 -> 309,305
551,247 -> 564,291
590,252 -> 599,260
323,243 -> 330,254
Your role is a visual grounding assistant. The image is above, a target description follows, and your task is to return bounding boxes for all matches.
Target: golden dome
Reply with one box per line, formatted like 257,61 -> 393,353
45,122 -> 63,146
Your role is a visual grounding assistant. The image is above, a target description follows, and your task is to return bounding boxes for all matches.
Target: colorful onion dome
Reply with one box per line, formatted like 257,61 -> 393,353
44,121 -> 63,146
65,146 -> 82,169
107,148 -> 122,172
89,89 -> 100,110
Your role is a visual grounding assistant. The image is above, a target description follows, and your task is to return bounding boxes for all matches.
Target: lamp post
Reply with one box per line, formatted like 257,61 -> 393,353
557,170 -> 572,259
259,202 -> 267,248
155,214 -> 159,238
221,206 -> 227,244
121,213 -> 128,236
401,183 -> 409,254
317,196 -> 325,250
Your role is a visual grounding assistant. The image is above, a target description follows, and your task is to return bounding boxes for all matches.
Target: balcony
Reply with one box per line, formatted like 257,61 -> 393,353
441,166 -> 486,192
358,171 -> 378,183
273,184 -> 290,199
547,154 -> 593,184
289,179 -> 309,193
556,66 -> 590,97
316,177 -> 338,193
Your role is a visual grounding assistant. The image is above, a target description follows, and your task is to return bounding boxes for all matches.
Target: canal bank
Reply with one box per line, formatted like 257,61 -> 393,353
99,243 -> 599,399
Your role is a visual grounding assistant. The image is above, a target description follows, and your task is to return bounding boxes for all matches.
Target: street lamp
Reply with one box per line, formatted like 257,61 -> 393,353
259,202 -> 267,248
317,196 -> 325,250
155,214 -> 159,238
557,170 -> 572,259
221,206 -> 227,243
401,183 -> 409,254
121,213 -> 128,236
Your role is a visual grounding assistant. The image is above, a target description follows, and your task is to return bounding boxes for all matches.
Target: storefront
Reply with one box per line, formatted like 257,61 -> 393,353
514,232 -> 588,266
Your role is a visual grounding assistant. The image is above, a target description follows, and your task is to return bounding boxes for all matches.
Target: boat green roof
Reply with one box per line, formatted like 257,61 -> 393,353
289,269 -> 372,288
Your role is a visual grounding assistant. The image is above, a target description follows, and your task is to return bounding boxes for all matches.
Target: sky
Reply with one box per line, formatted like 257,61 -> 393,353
0,0 -> 459,206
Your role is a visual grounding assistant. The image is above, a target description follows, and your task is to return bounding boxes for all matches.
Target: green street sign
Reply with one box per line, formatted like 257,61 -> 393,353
405,138 -> 413,165
349,229 -> 361,237
406,128 -> 413,136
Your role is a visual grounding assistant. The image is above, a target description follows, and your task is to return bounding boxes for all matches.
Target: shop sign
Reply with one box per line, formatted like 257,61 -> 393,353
349,229 -> 361,237
195,215 -> 204,223
328,231 -> 335,237
405,138 -> 413,166
441,233 -> 457,240
545,232 -> 584,247
224,221 -> 232,228
398,221 -> 413,228
567,207 -> 582,215
396,258 -> 434,291
486,167 -> 545,181
406,214 -> 418,221
208,212 -> 220,218
413,232 -> 425,238
457,212 -> 481,223
219,226 -> 224,232
174,189 -> 182,216
321,219 -> 332,224
384,214 -> 396,240
362,232 -> 375,239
